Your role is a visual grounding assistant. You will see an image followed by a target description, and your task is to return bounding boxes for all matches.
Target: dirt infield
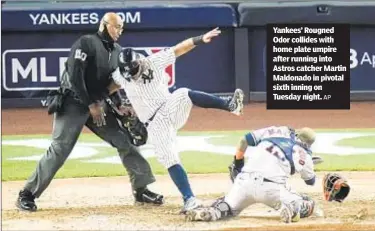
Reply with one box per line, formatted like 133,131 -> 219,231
2,102 -> 375,230
2,172 -> 375,230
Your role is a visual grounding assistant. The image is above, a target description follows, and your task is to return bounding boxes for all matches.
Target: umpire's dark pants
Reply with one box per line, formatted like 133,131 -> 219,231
24,95 -> 155,198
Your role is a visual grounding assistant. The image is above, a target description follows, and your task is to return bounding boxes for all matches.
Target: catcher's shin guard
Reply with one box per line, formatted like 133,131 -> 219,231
186,207 -> 215,222
280,202 -> 301,223
211,197 -> 233,218
185,197 -> 233,222
299,196 -> 315,218
280,197 -> 315,223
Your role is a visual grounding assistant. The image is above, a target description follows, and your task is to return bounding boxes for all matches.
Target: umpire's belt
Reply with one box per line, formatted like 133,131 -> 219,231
144,103 -> 166,127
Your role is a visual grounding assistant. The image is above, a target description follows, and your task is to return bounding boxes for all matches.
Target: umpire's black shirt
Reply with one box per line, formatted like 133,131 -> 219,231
61,31 -> 122,107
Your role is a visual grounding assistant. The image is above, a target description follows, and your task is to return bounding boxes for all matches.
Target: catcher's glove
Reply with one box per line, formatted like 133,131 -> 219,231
323,173 -> 350,202
228,156 -> 244,183
104,93 -> 148,146
120,115 -> 148,146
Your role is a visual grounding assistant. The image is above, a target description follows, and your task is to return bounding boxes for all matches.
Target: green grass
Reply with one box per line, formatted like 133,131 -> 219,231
3,149 -> 374,182
314,154 -> 375,171
207,134 -> 242,146
2,130 -> 375,181
1,149 -> 233,181
335,136 -> 375,148
1,145 -> 120,181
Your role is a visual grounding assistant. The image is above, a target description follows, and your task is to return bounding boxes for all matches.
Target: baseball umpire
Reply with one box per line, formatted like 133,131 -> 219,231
16,12 -> 163,212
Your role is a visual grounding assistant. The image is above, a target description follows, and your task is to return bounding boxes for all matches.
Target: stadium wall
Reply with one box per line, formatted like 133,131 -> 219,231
1,1 -> 374,108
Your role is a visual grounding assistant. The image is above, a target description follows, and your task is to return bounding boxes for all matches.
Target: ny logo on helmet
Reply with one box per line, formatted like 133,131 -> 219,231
130,47 -> 176,88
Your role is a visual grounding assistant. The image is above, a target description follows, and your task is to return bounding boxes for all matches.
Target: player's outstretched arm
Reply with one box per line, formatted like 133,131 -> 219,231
173,27 -> 221,57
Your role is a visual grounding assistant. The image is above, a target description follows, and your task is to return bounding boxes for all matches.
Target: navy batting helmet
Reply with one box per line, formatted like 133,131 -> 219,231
118,48 -> 145,81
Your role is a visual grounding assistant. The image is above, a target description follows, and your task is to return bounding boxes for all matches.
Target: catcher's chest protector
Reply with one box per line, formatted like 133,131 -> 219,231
323,173 -> 350,202
261,137 -> 297,175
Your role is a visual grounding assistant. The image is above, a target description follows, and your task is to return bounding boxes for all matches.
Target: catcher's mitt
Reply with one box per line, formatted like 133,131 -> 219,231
120,115 -> 148,146
323,173 -> 350,202
105,91 -> 148,146
228,157 -> 244,183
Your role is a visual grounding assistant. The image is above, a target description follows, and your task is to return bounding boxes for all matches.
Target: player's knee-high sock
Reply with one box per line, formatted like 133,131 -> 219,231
168,164 -> 194,202
188,90 -> 229,111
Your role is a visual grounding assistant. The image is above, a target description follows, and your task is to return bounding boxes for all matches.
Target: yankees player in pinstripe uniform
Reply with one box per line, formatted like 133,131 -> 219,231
112,27 -> 244,213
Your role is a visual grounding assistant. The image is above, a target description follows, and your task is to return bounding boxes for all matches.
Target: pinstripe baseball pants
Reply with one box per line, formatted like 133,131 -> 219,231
146,88 -> 193,168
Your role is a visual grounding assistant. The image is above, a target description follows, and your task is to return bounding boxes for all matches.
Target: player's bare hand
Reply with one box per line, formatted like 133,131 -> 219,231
202,27 -> 221,43
118,105 -> 136,117
89,102 -> 107,127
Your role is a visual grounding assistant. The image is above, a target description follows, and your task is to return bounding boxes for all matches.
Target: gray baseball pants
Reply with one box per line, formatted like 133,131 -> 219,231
24,95 -> 155,198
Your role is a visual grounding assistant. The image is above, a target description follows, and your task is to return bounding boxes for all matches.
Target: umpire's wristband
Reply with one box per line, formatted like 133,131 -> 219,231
192,35 -> 204,45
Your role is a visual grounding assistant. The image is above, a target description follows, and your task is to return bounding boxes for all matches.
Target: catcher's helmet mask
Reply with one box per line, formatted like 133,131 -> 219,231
323,173 -> 350,202
119,48 -> 153,82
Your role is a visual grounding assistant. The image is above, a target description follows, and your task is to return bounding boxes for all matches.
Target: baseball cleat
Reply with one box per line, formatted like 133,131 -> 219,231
185,208 -> 213,222
180,196 -> 203,214
133,188 -> 164,205
229,89 -> 244,116
300,197 -> 315,218
280,204 -> 293,223
16,189 -> 37,212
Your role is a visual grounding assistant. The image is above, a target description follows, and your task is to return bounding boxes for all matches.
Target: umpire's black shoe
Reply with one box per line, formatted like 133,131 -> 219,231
16,189 -> 37,212
134,187 -> 164,205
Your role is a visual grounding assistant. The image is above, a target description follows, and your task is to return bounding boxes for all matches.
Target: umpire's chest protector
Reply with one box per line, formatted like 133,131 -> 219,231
87,35 -> 122,93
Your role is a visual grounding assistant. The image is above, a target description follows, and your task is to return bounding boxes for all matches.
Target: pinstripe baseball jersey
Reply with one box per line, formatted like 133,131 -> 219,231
112,48 -> 176,123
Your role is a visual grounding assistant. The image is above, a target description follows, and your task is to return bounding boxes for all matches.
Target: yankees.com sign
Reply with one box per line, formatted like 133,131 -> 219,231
2,47 -> 175,92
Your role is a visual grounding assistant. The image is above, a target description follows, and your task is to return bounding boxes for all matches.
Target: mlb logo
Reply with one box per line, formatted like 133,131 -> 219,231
131,47 -> 176,88
2,48 -> 70,91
